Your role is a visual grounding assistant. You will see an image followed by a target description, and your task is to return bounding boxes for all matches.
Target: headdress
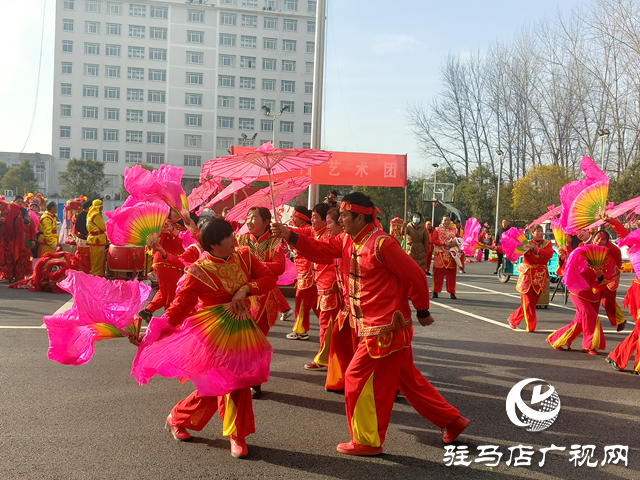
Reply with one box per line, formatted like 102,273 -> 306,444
340,200 -> 382,229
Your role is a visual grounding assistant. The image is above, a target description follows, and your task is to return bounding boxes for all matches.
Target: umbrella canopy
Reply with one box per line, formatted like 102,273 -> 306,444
187,178 -> 222,212
197,178 -> 255,214
226,177 -> 312,222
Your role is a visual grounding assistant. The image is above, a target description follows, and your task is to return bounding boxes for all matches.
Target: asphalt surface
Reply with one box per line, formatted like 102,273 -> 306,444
0,262 -> 638,479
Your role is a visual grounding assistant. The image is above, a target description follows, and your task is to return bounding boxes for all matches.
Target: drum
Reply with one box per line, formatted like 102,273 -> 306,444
107,245 -> 146,273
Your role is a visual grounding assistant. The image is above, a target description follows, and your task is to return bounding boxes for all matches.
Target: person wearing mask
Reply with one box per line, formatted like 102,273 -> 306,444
38,201 -> 59,257
86,199 -> 107,276
404,212 -> 429,274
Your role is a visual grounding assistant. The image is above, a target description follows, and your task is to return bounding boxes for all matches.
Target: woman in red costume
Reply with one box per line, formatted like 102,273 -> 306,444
592,230 -> 626,331
136,219 -> 277,458
431,216 -> 461,299
424,220 -> 434,276
508,224 -> 554,332
0,199 -> 27,282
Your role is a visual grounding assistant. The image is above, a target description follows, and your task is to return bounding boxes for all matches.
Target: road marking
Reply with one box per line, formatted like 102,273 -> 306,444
0,325 -> 46,329
430,301 -> 516,330
53,299 -> 74,315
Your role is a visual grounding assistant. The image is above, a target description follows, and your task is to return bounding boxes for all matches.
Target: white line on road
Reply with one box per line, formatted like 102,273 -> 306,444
53,299 -> 74,315
0,325 -> 45,329
430,301 -> 516,330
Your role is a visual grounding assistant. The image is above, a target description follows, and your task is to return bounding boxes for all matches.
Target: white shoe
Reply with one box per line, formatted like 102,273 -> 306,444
280,310 -> 293,321
286,332 -> 309,340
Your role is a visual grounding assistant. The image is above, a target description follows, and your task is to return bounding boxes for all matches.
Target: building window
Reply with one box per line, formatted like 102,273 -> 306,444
217,137 -> 233,149
129,25 -> 145,38
240,77 -> 256,89
188,31 -> 204,43
150,5 -> 168,18
306,41 -> 315,54
242,15 -> 257,27
126,130 -> 143,143
262,58 -> 276,71
127,88 -> 144,101
304,102 -> 312,114
103,129 -> 119,141
146,153 -> 165,164
283,0 -> 298,10
282,60 -> 296,72
62,40 -> 73,53
262,79 -> 276,91
60,126 -> 71,138
64,0 -> 74,10
149,69 -> 167,82
241,36 -> 257,48
60,104 -> 72,117
243,0 -> 258,5
282,39 -> 297,52
261,99 -> 275,111
84,42 -> 100,55
128,46 -> 145,59
107,2 -> 122,14
147,111 -> 166,124
283,19 -> 297,32
83,106 -> 99,119
82,127 -> 98,140
303,122 -> 312,134
148,90 -> 166,103
219,54 -> 236,67
308,0 -> 316,12
279,141 -> 293,148
104,107 -> 119,120
187,51 -> 203,64
263,37 -> 277,50
220,13 -> 236,25
103,150 -> 118,162
85,0 -> 101,13
34,164 -> 45,182
82,149 -> 98,160
303,142 -> 311,148
60,147 -> 71,159
147,132 -> 165,144
150,27 -> 167,40
186,72 -> 203,85
260,119 -> 273,131
186,93 -> 203,106
219,34 -> 237,47
218,116 -> 234,129
218,96 -> 235,108
240,56 -> 256,69
184,155 -> 201,167
105,44 -> 121,56
104,86 -> 120,99
149,48 -> 167,60
184,134 -> 202,147
85,20 -> 100,34
128,67 -> 144,80
125,151 -> 142,163
221,0 -> 237,3
305,82 -> 313,94
84,64 -> 99,76
305,62 -> 314,75
63,19 -> 74,31
61,83 -> 72,95
185,114 -> 203,126
83,85 -> 99,97
188,9 -> 204,22
106,23 -> 121,35
264,17 -> 277,29
218,75 -> 235,88
238,118 -> 254,130
129,3 -> 145,16
307,21 -> 316,34
126,109 -> 143,122
281,100 -> 294,113
62,62 -> 73,74
266,0 -> 276,8
281,80 -> 295,93
239,97 -> 255,109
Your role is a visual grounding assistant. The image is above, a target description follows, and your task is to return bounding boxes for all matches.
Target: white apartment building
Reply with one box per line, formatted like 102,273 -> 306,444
52,0 -> 317,198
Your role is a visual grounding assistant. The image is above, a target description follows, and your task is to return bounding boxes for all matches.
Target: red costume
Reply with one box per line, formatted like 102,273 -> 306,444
0,201 -> 28,281
288,217 -> 462,450
425,225 -> 434,273
508,239 -> 554,332
431,224 -> 460,294
165,248 -> 276,441
291,226 -> 319,335
147,227 -> 187,314
600,241 -> 625,327
38,210 -> 58,257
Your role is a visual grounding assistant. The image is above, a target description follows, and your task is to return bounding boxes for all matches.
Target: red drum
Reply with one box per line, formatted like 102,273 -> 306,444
107,245 -> 146,273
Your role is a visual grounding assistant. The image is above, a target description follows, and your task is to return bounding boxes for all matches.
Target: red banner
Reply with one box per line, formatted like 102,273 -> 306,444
230,147 -> 407,187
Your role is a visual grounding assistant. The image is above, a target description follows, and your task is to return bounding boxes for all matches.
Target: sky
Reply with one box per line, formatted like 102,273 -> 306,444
0,0 -> 581,174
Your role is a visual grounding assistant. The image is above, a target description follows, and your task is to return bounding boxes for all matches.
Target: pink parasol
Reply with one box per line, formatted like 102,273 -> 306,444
187,178 -> 222,212
527,205 -> 561,228
197,178 -> 256,214
225,177 -> 312,222
200,142 -> 330,219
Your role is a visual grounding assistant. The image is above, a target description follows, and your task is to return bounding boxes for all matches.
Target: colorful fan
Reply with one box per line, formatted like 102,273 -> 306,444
124,164 -> 188,212
550,219 -> 566,247
106,202 -> 169,246
562,244 -> 609,293
501,227 -> 530,262
563,181 -> 608,235
460,217 -> 482,257
131,303 -> 272,396
580,243 -> 609,267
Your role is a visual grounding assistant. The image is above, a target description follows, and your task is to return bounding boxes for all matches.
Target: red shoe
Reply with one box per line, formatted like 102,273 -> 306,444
336,440 -> 382,456
165,414 -> 191,441
508,319 -> 517,330
588,350 -> 599,356
229,435 -> 248,458
304,362 -> 327,371
443,416 -> 470,443
546,338 -> 563,351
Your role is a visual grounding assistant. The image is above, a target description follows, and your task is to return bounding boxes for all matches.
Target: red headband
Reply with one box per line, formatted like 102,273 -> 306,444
292,210 -> 311,222
340,201 -> 382,229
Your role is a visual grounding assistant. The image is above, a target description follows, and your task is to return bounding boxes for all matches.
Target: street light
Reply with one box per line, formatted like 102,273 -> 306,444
494,150 -> 504,240
261,105 -> 290,145
597,128 -> 610,171
240,132 -> 258,146
431,163 -> 439,224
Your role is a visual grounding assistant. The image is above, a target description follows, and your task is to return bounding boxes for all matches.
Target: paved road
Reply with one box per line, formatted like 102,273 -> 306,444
0,262 -> 638,479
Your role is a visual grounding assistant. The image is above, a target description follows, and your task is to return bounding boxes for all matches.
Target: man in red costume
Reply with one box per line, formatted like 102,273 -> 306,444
431,216 -> 461,299
508,224 -> 554,332
593,230 -> 626,331
272,192 -> 469,456
0,199 -> 27,282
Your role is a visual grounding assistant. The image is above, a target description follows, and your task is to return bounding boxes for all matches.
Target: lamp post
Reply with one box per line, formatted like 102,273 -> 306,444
261,105 -> 290,146
597,128 -> 610,171
430,162 -> 439,224
494,150 -> 504,240
240,132 -> 258,147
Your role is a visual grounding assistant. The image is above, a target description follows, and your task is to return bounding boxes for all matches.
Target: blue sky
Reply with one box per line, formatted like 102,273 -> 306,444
0,0 -> 580,172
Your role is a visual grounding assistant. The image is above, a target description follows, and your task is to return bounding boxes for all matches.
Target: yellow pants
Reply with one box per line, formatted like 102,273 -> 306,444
89,246 -> 105,276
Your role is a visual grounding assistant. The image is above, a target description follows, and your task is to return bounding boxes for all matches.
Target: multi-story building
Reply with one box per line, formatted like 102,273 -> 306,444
52,0 -> 317,198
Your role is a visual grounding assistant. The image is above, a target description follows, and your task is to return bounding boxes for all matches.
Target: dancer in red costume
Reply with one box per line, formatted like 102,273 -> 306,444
431,216 -> 461,299
72,200 -> 92,274
138,219 -> 277,458
508,224 -> 554,332
425,220 -> 434,276
287,206 -> 319,340
0,199 -> 27,282
272,192 -> 469,456
592,230 -> 626,330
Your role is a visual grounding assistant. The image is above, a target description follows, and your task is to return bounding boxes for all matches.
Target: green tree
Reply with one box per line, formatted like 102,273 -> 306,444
0,162 -> 8,183
60,158 -> 110,199
0,159 -> 37,196
511,165 -> 571,222
610,157 -> 640,204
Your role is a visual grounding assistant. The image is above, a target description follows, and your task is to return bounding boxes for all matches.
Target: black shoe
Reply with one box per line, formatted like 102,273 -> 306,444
426,272 -> 432,277
251,385 -> 262,399
605,357 -> 622,371
617,321 -> 627,332
493,271 -> 498,275
432,292 -> 438,299
450,294 -> 457,300
137,308 -> 152,324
